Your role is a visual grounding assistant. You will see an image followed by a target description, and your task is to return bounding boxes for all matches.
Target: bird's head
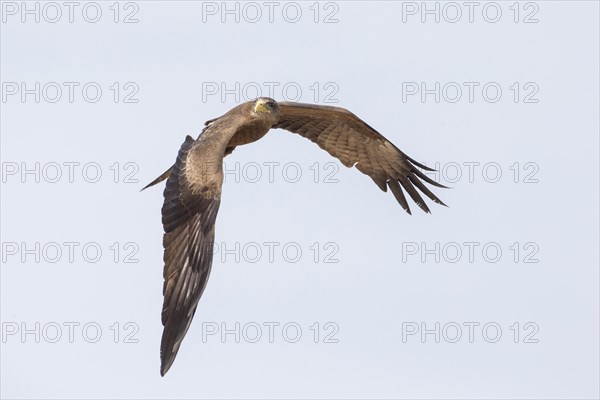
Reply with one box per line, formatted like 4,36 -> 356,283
252,97 -> 280,123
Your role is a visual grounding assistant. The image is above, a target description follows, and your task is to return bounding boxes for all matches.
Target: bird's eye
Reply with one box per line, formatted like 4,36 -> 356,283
266,101 -> 275,108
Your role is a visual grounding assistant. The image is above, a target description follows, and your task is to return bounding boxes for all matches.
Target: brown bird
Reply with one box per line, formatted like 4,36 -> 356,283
143,98 -> 447,375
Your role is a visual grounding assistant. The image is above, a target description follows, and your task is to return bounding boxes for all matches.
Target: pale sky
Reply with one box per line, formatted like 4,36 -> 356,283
1,1 -> 599,399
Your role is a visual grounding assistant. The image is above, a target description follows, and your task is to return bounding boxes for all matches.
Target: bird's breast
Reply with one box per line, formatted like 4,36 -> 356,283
227,123 -> 270,148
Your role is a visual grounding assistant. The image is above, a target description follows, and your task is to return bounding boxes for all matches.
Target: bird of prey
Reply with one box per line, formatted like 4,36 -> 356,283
143,97 -> 447,375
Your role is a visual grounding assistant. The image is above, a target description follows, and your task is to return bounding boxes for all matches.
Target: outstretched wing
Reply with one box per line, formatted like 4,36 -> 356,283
274,102 -> 447,214
159,135 -> 222,376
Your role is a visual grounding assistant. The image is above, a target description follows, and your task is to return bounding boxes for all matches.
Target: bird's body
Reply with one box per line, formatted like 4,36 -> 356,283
144,98 -> 447,375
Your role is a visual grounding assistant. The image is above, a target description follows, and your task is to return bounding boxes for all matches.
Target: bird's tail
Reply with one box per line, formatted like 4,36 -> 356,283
141,166 -> 173,191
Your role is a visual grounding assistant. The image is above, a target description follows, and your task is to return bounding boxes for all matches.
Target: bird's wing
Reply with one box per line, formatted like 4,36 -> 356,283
141,125 -> 236,192
159,135 -> 222,376
274,102 -> 447,214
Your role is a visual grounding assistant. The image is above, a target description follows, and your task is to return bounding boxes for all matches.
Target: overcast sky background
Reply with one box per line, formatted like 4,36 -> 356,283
1,1 -> 599,399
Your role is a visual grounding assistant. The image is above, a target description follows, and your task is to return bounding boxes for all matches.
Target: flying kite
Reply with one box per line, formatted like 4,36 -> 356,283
143,98 -> 447,375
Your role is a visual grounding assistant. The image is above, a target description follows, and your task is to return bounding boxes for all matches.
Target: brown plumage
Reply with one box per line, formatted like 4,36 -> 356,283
143,98 -> 447,376
274,102 -> 447,214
